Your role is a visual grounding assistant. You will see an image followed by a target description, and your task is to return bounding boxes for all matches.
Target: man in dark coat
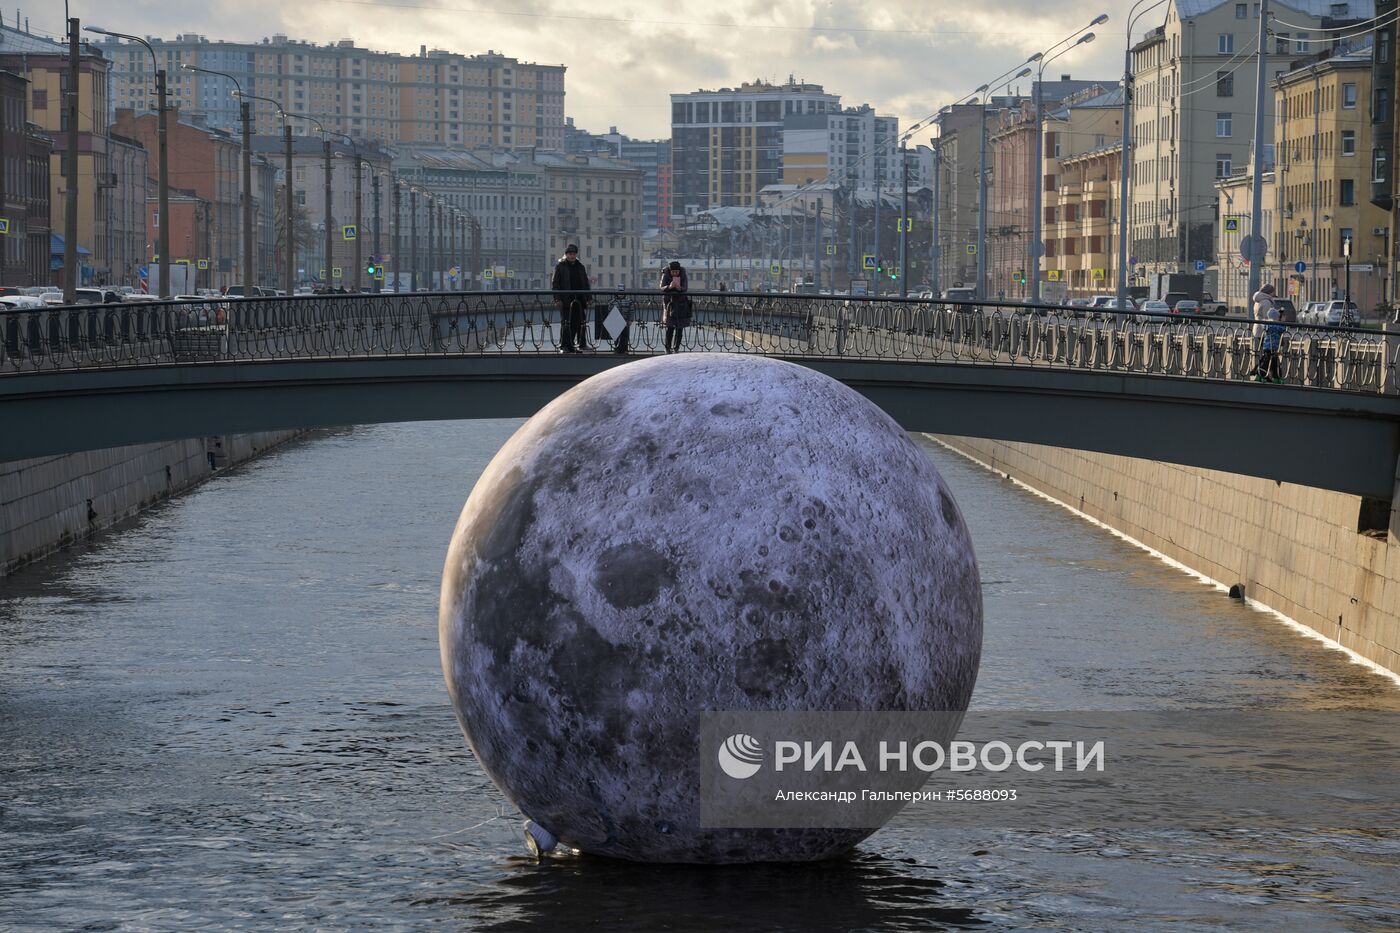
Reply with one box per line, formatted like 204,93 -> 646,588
551,244 -> 592,353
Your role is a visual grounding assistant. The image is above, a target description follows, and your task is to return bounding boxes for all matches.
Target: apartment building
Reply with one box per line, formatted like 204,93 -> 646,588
1128,0 -> 1373,281
1272,48 -> 1389,307
1041,88 -> 1125,297
97,34 -> 566,151
781,105 -> 903,192
671,79 -> 841,215
1,24 -> 112,283
536,150 -> 644,289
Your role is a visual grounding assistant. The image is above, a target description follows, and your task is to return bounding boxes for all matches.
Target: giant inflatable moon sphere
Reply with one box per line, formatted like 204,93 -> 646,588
439,354 -> 982,863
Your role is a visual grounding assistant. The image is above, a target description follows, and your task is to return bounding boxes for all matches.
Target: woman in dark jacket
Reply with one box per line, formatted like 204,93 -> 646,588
660,261 -> 690,353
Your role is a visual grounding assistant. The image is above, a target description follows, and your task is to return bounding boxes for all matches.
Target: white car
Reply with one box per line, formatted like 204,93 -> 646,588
1141,299 -> 1171,314
0,295 -> 47,310
1298,301 -> 1327,325
1324,300 -> 1360,327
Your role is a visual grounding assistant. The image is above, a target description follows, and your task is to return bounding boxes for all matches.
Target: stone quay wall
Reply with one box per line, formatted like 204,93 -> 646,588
1,431 -> 305,576
933,436 -> 1400,678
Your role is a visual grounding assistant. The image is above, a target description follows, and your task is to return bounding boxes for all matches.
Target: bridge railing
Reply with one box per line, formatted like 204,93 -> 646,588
2,291 -> 1395,395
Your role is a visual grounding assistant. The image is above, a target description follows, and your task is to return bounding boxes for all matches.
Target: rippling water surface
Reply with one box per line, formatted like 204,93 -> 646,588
1,421 -> 1397,931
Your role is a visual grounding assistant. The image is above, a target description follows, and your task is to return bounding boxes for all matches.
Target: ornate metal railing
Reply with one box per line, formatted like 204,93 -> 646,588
2,291 -> 1396,395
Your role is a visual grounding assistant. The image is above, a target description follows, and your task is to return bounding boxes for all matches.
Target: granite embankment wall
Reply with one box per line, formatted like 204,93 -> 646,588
934,436 -> 1400,677
1,431 -> 305,575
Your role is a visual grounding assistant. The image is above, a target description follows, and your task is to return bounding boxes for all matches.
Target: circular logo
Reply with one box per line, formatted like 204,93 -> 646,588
717,733 -> 764,779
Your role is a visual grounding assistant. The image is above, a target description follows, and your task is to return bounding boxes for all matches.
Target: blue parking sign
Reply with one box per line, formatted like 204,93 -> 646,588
1193,260 -> 1206,271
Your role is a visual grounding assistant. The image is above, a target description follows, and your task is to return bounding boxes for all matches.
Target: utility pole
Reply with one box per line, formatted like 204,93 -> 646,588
391,181 -> 401,293
873,177 -> 881,297
848,167 -> 857,289
816,197 -> 823,292
450,209 -> 458,289
240,98 -> 253,295
931,138 -> 942,298
1247,0 -> 1270,299
900,144 -> 909,298
62,18 -> 80,302
283,124 -> 294,294
323,138 -> 333,288
371,170 -> 381,293
351,158 -> 363,291
409,188 -> 418,292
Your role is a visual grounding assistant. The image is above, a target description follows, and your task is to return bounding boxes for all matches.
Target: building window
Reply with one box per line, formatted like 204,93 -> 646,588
1217,72 -> 1234,97
1216,153 -> 1233,177
1377,88 -> 1391,124
1340,179 -> 1355,205
1342,130 -> 1356,155
1235,2 -> 1247,16
1216,112 -> 1233,137
1381,29 -> 1393,64
1219,34 -> 1235,53
1343,83 -> 1357,108
1374,148 -> 1389,183
1274,34 -> 1290,54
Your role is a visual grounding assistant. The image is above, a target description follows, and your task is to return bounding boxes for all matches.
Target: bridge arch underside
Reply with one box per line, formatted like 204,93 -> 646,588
5,356 -> 1398,500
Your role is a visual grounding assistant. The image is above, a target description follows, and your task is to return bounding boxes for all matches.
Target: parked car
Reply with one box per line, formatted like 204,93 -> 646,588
38,290 -> 65,305
0,295 -> 46,310
941,286 -> 977,304
1324,300 -> 1360,327
1163,291 -> 1190,310
0,286 -> 27,298
1299,301 -> 1328,324
1141,299 -> 1171,314
73,287 -> 124,304
1198,293 -> 1229,315
1172,299 -> 1201,314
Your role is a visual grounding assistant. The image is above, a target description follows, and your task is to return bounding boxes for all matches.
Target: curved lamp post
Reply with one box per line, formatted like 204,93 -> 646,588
1029,14 -> 1108,304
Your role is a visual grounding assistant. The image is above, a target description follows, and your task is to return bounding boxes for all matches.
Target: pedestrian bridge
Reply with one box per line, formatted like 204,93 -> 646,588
3,291 -> 1399,500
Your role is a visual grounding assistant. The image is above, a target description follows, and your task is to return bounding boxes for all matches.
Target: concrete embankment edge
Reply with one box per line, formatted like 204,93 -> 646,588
930,435 -> 1400,685
1,431 -> 306,576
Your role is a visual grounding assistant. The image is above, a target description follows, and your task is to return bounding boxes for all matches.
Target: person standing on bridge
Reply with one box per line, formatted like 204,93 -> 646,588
552,244 -> 592,353
661,260 -> 691,353
1254,307 -> 1284,383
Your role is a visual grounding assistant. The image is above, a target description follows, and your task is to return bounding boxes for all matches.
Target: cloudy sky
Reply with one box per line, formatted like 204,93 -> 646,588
62,0 -> 1131,140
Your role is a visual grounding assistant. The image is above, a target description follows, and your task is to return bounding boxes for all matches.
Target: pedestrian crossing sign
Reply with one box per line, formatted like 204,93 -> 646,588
770,263 -> 781,275
1047,270 -> 1061,281
342,225 -> 358,240
1224,217 -> 1240,232
826,244 -> 837,255
0,218 -> 9,235
332,267 -> 343,278
1091,268 -> 1106,280
862,254 -> 876,270
965,244 -> 977,255
897,218 -> 913,232
483,269 -> 494,279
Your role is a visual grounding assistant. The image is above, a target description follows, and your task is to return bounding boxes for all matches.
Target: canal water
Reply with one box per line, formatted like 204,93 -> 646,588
1,421 -> 1397,931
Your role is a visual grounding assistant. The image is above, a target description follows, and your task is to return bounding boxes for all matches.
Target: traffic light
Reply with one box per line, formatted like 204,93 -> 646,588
366,262 -> 379,277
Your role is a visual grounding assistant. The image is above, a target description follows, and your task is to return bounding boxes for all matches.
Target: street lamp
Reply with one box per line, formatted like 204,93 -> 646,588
1117,0 -> 1168,303
183,63 -> 253,296
287,110 -> 333,289
330,132 -> 367,291
976,64 -> 1034,300
234,90 -> 293,294
86,25 -> 169,297
1029,16 -> 1106,304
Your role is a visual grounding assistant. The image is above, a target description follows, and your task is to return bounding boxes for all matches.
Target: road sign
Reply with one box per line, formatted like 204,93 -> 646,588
1294,260 -> 1307,274
483,269 -> 494,279
332,266 -> 343,279
1224,217 -> 1240,232
897,218 -> 913,232
507,270 -> 516,278
825,244 -> 837,255
374,269 -> 385,280
770,263 -> 781,275
862,254 -> 876,270
342,225 -> 357,240
0,217 -> 9,235
449,266 -> 460,278
197,259 -> 210,270
752,259 -> 763,269
1239,235 -> 1267,263
1194,259 -> 1206,272
965,244 -> 977,255
1047,270 -> 1061,282
1091,268 -> 1106,281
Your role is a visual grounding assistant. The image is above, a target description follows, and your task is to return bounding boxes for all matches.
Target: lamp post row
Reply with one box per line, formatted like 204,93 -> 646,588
87,35 -> 482,295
